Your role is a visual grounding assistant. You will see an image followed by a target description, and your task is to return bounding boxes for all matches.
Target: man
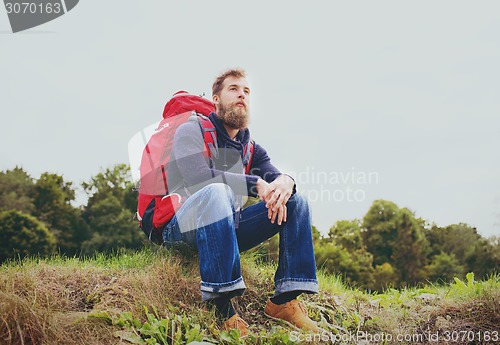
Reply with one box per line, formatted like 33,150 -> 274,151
163,68 -> 319,336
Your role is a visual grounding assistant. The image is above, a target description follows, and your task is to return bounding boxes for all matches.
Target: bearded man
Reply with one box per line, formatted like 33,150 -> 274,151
164,68 -> 319,337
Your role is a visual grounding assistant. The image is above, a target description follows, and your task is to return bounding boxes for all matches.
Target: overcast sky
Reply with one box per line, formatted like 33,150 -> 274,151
1,1 -> 499,237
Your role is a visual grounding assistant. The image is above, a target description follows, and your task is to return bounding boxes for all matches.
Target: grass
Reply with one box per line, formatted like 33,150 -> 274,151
0,248 -> 499,344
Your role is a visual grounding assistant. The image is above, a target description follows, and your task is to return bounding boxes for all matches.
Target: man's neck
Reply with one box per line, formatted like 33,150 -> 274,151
223,123 -> 239,140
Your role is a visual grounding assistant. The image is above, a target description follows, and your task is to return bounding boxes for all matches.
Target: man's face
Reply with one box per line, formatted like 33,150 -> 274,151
213,76 -> 250,130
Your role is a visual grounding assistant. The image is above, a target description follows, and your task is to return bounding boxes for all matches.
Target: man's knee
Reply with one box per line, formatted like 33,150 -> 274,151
287,193 -> 309,213
200,183 -> 235,206
178,184 -> 236,234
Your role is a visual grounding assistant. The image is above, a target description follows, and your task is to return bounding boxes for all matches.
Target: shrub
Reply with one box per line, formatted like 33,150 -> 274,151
0,210 -> 56,262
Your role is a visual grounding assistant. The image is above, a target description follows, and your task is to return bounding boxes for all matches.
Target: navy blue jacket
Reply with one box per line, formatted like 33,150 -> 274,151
168,112 -> 286,199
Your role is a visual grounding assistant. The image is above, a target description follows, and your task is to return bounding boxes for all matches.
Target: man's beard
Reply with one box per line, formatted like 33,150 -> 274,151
217,101 -> 249,130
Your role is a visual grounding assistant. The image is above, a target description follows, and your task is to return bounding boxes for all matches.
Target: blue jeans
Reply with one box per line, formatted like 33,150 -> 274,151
163,183 -> 318,301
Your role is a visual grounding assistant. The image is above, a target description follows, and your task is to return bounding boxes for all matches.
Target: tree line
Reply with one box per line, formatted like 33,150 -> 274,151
0,164 -> 146,261
0,164 -> 498,291
312,200 -> 499,290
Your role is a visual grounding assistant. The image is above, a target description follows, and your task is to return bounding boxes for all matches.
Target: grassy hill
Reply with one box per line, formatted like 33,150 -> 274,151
0,247 -> 498,345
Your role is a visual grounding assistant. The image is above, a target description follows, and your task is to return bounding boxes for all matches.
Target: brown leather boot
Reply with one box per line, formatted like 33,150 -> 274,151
264,298 -> 319,332
221,313 -> 250,338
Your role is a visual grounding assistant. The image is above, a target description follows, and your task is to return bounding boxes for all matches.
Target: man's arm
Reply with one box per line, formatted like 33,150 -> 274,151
250,144 -> 296,191
172,120 -> 260,196
173,120 -> 296,225
250,143 -> 297,225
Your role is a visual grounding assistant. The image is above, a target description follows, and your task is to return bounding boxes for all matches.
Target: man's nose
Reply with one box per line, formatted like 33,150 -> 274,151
238,90 -> 245,98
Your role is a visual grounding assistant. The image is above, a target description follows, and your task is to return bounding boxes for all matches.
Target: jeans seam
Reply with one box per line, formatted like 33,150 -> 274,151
283,225 -> 289,280
240,208 -> 270,223
201,275 -> 244,288
275,278 -> 318,283
207,225 -> 224,283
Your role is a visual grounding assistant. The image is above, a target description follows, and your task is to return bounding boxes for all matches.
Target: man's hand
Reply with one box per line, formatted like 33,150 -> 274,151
269,203 -> 287,225
256,175 -> 295,225
256,178 -> 273,201
264,174 -> 294,209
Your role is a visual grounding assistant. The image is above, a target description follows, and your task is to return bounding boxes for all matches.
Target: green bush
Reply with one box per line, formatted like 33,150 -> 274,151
0,210 -> 56,262
425,252 -> 466,283
372,262 -> 398,291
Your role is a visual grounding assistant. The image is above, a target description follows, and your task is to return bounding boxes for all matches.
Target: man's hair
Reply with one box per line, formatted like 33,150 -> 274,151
212,68 -> 247,97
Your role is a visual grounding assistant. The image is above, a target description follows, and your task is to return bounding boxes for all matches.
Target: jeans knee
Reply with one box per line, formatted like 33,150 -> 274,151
288,193 -> 309,213
203,183 -> 234,203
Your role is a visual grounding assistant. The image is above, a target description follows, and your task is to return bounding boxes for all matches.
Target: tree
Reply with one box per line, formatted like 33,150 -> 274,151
328,219 -> 363,252
391,209 -> 429,287
372,262 -> 398,291
82,164 -> 147,253
362,200 -> 400,266
423,223 -> 497,278
0,210 -> 56,262
425,223 -> 480,264
362,200 -> 430,287
83,164 -> 137,214
316,220 -> 375,288
312,225 -> 322,243
466,236 -> 500,279
0,167 -> 36,214
33,172 -> 90,255
424,252 -> 465,283
315,240 -> 375,289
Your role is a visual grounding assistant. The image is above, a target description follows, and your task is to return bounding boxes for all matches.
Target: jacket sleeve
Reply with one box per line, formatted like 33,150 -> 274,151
248,143 -> 297,195
171,121 -> 260,197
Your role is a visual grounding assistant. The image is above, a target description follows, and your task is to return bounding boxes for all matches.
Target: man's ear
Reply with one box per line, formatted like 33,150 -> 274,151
212,94 -> 219,104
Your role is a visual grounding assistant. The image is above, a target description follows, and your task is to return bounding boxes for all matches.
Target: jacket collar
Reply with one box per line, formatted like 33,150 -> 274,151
209,112 -> 250,147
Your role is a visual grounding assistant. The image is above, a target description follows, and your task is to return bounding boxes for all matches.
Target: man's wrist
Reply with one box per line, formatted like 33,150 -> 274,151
280,173 -> 297,195
256,178 -> 266,196
281,173 -> 295,185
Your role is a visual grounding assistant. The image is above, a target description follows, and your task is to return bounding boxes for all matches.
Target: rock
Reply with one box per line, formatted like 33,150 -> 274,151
435,316 -> 451,330
416,293 -> 437,301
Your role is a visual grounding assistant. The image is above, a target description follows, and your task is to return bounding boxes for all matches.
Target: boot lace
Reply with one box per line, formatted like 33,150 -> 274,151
228,315 -> 249,328
292,300 -> 308,315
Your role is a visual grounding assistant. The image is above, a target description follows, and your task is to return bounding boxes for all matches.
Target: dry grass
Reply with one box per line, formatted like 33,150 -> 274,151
0,261 -> 111,345
0,249 -> 201,345
420,282 -> 500,344
0,249 -> 498,345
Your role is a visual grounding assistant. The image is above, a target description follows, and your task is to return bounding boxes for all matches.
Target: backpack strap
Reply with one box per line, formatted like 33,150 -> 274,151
243,140 -> 255,175
196,113 -> 254,174
196,113 -> 219,159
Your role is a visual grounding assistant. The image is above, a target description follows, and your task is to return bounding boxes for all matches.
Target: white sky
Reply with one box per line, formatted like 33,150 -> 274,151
1,1 -> 499,237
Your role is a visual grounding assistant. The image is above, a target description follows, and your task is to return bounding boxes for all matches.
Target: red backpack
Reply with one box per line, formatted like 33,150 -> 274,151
137,91 -> 254,243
